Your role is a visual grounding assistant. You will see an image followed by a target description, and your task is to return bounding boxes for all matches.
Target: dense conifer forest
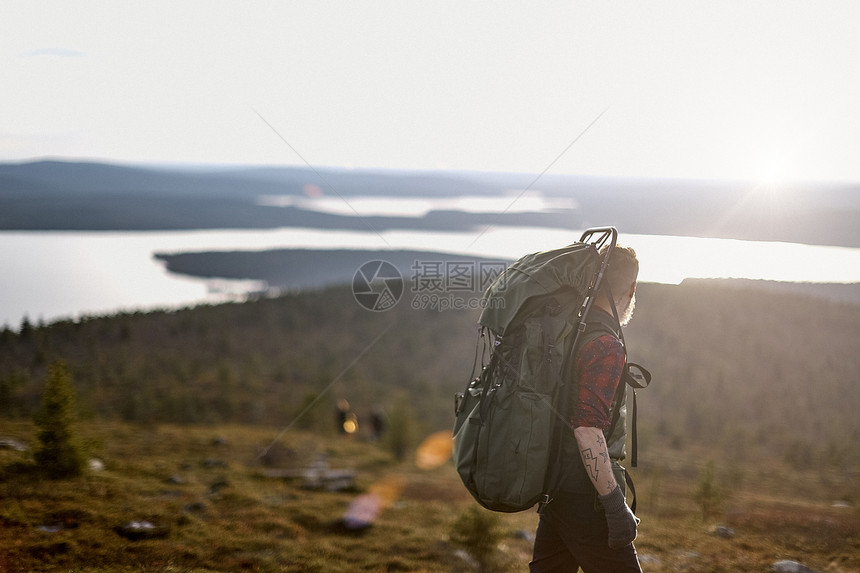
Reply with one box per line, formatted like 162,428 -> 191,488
2,279 -> 858,475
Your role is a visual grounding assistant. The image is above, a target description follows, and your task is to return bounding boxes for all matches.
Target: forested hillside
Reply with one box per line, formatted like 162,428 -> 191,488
623,281 -> 860,469
1,280 -> 858,472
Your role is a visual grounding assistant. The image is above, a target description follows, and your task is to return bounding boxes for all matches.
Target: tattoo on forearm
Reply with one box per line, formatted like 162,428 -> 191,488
581,448 -> 599,481
596,434 -> 609,463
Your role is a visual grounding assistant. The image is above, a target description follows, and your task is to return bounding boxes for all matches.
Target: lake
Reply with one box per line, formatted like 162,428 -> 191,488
3,227 -> 860,329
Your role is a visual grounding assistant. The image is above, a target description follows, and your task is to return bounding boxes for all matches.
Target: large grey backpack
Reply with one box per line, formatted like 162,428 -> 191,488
453,227 -> 645,512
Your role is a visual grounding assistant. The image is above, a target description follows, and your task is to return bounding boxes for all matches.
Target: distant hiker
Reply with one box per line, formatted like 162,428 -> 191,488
369,407 -> 386,441
530,245 -> 642,572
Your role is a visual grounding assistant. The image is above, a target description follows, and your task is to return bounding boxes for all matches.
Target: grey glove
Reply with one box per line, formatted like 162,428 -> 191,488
599,485 -> 640,549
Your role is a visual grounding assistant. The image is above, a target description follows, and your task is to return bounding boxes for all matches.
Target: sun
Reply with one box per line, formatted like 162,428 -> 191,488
756,159 -> 794,190
713,145 -> 798,234
750,143 -> 800,189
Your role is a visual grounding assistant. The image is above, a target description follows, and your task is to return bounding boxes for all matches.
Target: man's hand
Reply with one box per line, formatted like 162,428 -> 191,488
574,426 -> 638,548
599,485 -> 639,549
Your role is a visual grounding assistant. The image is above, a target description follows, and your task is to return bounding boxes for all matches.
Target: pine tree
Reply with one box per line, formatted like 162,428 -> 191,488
449,505 -> 504,572
33,361 -> 84,478
692,460 -> 723,520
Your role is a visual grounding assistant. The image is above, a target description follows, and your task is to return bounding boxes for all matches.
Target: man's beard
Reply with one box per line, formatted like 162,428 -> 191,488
619,292 -> 636,326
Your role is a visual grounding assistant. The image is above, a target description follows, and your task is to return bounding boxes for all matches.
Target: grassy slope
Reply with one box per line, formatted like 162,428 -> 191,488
0,421 -> 857,573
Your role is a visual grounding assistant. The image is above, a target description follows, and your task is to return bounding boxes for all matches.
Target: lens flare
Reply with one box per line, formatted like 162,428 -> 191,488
341,473 -> 405,530
414,430 -> 454,470
340,431 -> 453,531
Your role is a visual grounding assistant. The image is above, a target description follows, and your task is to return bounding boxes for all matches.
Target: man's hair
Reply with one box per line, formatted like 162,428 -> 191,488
599,244 -> 639,298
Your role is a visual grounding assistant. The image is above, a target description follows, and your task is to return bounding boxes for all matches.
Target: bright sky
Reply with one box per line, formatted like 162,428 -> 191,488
3,1 -> 859,183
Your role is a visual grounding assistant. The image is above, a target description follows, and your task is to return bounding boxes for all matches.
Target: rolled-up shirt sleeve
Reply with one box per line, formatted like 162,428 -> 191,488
570,334 -> 626,431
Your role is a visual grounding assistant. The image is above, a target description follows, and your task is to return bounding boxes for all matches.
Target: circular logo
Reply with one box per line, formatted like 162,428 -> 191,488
352,260 -> 404,311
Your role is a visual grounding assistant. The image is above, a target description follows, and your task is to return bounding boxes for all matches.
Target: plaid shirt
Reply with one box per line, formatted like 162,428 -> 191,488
570,334 -> 626,431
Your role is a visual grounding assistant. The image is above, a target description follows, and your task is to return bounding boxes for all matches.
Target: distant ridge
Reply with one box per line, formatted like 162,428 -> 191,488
681,278 -> 860,305
155,248 -> 860,305
1,159 -> 858,247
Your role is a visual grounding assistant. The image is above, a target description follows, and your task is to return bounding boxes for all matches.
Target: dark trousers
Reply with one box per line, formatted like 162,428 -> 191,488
529,492 -> 641,573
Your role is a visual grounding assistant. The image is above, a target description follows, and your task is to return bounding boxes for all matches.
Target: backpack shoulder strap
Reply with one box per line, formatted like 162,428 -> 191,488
576,308 -> 623,353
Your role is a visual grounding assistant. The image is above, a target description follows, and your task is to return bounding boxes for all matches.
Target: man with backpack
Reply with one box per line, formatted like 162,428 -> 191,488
529,244 -> 642,572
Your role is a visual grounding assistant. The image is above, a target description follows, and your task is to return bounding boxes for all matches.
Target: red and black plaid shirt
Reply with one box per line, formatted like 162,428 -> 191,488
570,334 -> 625,431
